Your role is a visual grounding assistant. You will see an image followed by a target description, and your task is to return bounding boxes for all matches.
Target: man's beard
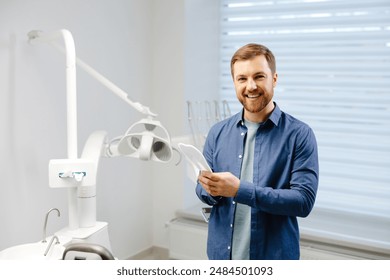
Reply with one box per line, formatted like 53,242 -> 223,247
240,91 -> 272,114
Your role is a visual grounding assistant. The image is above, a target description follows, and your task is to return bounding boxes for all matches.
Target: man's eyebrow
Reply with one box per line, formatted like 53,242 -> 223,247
254,71 -> 267,75
235,72 -> 267,78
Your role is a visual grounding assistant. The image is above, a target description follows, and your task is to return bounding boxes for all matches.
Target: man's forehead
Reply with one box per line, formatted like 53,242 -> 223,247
233,55 -> 271,74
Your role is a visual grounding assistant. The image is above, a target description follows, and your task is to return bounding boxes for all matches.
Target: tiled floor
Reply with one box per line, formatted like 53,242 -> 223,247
127,247 -> 170,260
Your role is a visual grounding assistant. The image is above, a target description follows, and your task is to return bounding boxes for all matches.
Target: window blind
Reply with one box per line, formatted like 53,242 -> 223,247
220,0 -> 390,253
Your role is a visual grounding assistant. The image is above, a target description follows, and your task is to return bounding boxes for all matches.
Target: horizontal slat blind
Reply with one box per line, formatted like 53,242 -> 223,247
220,0 -> 390,250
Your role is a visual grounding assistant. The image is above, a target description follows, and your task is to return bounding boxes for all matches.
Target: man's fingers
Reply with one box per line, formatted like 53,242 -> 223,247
200,170 -> 213,178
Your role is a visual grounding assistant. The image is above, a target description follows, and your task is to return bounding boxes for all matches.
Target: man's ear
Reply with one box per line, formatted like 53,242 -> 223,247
273,73 -> 278,88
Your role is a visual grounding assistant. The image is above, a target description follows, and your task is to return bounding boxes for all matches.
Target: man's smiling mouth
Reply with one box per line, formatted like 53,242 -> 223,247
245,94 -> 261,99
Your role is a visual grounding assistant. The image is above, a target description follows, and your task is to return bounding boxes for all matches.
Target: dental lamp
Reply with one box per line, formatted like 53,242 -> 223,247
27,29 -> 173,250
109,118 -> 173,162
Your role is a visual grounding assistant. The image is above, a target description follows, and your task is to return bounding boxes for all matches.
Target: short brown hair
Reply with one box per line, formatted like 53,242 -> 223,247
230,43 -> 276,77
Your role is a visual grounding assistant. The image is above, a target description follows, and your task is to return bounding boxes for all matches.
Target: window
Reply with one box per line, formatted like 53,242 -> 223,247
220,0 -> 390,254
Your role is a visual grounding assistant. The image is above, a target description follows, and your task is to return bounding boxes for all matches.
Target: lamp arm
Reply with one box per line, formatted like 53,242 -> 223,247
73,55 -> 157,117
27,29 -> 157,117
81,131 -> 108,165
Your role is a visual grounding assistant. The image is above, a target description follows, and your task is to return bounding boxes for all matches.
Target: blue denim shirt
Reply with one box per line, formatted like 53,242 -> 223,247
196,103 -> 319,260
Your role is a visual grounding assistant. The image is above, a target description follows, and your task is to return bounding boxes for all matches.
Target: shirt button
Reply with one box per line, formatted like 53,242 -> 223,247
238,155 -> 242,159
232,201 -> 236,205
230,224 -> 233,228
228,246 -> 231,250
241,132 -> 245,136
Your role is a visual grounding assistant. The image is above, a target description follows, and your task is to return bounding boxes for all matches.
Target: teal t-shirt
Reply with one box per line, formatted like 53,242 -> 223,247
231,119 -> 261,260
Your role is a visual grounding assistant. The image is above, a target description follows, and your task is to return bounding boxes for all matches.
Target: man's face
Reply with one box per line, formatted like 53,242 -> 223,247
233,55 -> 277,116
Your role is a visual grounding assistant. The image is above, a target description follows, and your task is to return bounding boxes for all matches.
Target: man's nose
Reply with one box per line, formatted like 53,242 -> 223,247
246,79 -> 257,91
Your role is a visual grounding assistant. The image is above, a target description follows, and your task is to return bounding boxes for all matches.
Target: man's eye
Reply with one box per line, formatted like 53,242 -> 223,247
237,77 -> 246,82
255,75 -> 265,80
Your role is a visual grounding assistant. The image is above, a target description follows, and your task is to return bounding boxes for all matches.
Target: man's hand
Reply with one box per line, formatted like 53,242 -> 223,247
198,171 -> 240,197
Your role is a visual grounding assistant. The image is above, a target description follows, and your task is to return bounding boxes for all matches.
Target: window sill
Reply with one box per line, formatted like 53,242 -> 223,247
174,204 -> 390,259
299,206 -> 390,259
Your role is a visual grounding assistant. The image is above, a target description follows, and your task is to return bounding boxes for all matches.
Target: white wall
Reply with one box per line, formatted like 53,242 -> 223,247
150,0 -> 186,250
0,0 -> 220,259
150,0 -> 220,249
183,0 -> 220,206
0,0 -> 155,260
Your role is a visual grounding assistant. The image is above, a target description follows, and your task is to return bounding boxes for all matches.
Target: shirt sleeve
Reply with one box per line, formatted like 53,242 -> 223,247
196,182 -> 222,206
234,126 -> 319,217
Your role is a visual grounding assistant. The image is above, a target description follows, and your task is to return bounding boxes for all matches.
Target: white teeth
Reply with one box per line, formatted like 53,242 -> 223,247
246,94 -> 260,98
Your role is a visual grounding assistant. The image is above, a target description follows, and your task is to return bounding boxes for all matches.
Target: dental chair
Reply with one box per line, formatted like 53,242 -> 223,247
62,243 -> 115,260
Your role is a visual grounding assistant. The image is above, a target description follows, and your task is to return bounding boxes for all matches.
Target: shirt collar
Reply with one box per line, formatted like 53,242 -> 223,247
235,102 -> 281,127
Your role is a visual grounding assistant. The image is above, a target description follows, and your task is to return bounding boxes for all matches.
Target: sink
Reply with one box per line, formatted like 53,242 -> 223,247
0,237 -> 70,260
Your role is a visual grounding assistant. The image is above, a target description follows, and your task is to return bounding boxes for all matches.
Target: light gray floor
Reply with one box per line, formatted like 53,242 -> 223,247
127,247 -> 170,260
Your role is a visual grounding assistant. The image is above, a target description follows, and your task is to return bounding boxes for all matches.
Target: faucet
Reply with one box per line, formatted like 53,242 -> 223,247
44,235 -> 60,256
42,208 -> 61,243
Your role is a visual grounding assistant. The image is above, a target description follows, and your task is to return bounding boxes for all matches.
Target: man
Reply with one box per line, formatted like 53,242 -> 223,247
196,43 -> 319,260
